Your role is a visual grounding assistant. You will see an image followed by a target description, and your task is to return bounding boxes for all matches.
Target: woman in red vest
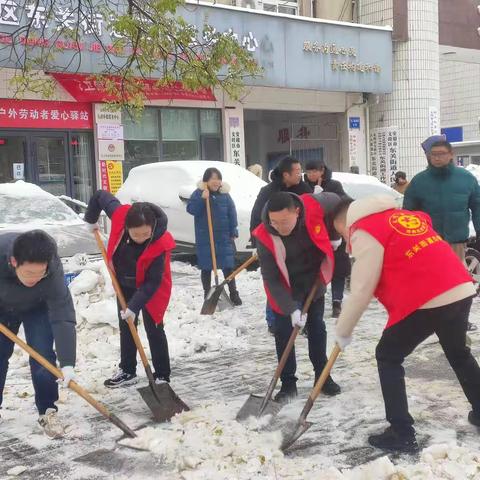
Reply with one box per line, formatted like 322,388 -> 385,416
332,194 -> 480,452
85,191 -> 175,388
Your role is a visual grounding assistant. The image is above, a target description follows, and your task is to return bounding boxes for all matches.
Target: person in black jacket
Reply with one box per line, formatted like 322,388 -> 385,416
0,230 -> 76,439
250,156 -> 312,332
305,160 -> 351,317
85,191 -> 174,388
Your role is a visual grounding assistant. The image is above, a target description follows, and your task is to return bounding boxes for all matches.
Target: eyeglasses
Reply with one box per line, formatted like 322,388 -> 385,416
430,151 -> 451,158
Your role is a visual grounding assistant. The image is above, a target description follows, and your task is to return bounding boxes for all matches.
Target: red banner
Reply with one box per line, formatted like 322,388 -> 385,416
0,99 -> 93,129
50,72 -> 216,103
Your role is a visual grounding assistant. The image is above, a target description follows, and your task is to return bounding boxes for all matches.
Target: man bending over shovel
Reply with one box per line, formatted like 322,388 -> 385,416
0,230 -> 76,438
253,191 -> 342,403
332,194 -> 480,452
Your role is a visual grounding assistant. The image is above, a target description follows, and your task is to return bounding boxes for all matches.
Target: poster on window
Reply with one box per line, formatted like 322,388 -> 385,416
100,160 -> 123,194
369,126 -> 399,185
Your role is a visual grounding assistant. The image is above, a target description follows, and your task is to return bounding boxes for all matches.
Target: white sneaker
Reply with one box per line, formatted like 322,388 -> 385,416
38,408 -> 65,439
154,378 -> 168,385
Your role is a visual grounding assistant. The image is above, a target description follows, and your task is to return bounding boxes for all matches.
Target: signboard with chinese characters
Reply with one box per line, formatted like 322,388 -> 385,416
369,127 -> 399,184
97,124 -> 124,140
349,130 -> 359,167
98,139 -> 125,161
94,104 -> 122,125
0,3 -> 392,94
349,117 -> 360,129
12,163 -> 24,180
0,99 -> 93,129
428,106 -> 440,136
100,160 -> 123,194
228,117 -> 244,167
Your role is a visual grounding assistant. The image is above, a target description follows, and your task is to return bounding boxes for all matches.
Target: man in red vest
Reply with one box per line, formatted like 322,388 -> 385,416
253,191 -> 342,402
332,194 -> 480,452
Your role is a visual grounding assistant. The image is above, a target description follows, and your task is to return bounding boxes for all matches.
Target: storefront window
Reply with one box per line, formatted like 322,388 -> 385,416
0,136 -> 26,183
200,110 -> 221,134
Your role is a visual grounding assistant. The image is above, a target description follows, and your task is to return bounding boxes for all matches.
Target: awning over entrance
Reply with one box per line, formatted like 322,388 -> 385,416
50,72 -> 216,103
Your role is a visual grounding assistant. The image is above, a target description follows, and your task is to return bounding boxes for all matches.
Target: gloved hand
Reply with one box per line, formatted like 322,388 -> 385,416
85,222 -> 99,232
291,309 -> 307,329
120,308 -> 135,322
330,238 -> 342,251
58,366 -> 76,388
335,335 -> 352,351
313,185 -> 323,194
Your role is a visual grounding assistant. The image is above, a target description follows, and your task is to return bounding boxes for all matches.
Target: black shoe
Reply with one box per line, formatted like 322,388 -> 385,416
467,322 -> 478,332
320,376 -> 341,396
368,427 -> 418,452
468,410 -> 480,426
274,384 -> 298,404
332,301 -> 342,318
267,325 -> 275,336
104,369 -> 137,388
230,291 -> 242,306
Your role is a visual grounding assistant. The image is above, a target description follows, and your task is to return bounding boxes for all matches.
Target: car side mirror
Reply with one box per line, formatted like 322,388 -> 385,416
178,185 -> 194,202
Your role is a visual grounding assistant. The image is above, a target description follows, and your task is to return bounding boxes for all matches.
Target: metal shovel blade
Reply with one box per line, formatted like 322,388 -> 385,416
138,383 -> 190,423
200,286 -> 223,315
236,394 -> 283,422
280,420 -> 313,451
217,287 -> 233,312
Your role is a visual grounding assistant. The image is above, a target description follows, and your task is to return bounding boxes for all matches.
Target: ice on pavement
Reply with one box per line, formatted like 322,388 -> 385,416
2,257 -> 480,478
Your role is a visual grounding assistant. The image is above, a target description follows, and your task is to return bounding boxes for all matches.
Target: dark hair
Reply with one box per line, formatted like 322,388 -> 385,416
125,202 -> 157,229
305,159 -> 324,171
277,156 -> 300,175
430,140 -> 452,152
267,192 -> 297,212
12,230 -> 57,266
202,168 -> 222,182
395,171 -> 407,180
332,195 -> 354,221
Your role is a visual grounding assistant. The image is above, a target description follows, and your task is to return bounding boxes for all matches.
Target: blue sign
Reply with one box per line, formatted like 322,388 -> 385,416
441,127 -> 463,143
349,117 -> 361,129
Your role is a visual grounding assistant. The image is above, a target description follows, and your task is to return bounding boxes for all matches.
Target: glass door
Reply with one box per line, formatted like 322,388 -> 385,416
0,133 -> 28,183
31,134 -> 69,197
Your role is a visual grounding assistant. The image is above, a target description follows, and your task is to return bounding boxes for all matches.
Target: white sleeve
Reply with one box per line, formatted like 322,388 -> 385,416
335,230 -> 384,338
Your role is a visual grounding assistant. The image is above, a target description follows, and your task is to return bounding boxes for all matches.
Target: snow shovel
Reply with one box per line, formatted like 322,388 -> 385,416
0,322 -> 136,438
201,254 -> 258,315
205,194 -> 233,311
280,343 -> 341,451
236,278 -> 323,422
94,230 -> 189,422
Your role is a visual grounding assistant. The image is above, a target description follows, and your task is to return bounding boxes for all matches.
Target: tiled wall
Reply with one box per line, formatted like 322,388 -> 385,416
360,0 -> 440,179
440,58 -> 480,141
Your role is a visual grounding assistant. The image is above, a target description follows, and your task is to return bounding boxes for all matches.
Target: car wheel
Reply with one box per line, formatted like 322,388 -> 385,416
465,248 -> 480,288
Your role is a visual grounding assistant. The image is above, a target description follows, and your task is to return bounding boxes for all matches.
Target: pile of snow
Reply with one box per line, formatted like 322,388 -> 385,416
466,164 -> 480,183
0,180 -> 53,198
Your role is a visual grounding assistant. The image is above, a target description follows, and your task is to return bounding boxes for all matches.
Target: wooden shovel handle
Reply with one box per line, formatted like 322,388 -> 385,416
224,254 -> 258,283
0,322 -> 112,422
94,230 -> 150,372
299,344 -> 341,422
205,195 -> 219,281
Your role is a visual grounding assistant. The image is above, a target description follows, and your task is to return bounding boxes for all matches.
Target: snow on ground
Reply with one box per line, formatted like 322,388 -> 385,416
2,260 -> 480,479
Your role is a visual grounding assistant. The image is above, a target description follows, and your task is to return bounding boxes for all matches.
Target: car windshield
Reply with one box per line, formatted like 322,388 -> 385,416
0,195 -> 80,226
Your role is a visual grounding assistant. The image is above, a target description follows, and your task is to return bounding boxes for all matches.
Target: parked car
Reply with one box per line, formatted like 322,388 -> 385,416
116,161 -> 267,260
0,181 -> 102,282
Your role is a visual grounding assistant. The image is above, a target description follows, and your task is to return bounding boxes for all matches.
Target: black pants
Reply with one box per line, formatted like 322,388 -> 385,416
376,296 -> 480,434
201,269 -> 237,295
273,297 -> 328,386
118,287 -> 171,381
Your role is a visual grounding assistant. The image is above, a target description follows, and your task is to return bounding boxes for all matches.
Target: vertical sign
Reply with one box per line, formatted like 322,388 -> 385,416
370,126 -> 399,184
229,116 -> 244,167
428,107 -> 440,136
106,161 -> 123,194
12,163 -> 24,180
349,130 -> 359,167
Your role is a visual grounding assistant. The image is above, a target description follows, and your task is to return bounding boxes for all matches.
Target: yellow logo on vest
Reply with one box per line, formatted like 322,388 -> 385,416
314,224 -> 322,235
389,213 -> 428,236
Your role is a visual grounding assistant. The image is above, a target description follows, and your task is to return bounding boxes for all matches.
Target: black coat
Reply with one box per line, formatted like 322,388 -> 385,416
250,170 -> 312,234
0,232 -> 76,367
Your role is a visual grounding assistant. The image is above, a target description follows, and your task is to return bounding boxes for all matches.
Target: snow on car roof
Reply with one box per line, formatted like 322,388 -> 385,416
0,180 -> 54,198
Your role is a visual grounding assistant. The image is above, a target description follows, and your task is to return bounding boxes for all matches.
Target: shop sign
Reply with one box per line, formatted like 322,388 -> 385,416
228,116 -> 244,167
100,160 -> 123,194
97,124 -> 124,140
98,139 -> 125,161
348,130 -> 359,167
0,99 -> 93,129
369,126 -> 399,184
428,106 -> 440,136
94,103 -> 121,124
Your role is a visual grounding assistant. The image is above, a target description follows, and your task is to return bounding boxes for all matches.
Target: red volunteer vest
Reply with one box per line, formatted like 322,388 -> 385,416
253,194 -> 334,314
106,205 -> 176,325
352,209 -> 473,329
